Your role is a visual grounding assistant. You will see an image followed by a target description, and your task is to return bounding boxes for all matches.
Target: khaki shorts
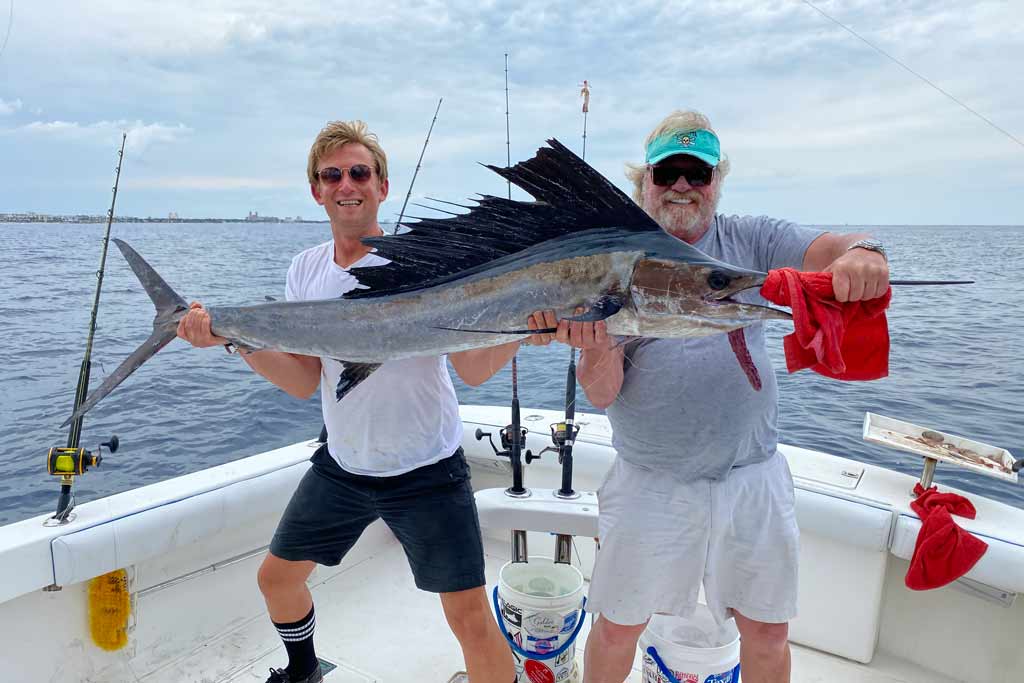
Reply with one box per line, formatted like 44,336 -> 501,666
587,453 -> 799,626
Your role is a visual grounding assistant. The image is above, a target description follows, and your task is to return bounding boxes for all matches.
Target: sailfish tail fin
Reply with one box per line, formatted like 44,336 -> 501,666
61,240 -> 188,426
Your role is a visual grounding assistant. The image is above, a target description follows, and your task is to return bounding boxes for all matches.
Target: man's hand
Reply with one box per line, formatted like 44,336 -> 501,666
825,249 -> 890,302
523,309 -> 615,351
176,302 -> 228,348
524,310 -> 558,346
557,308 -> 612,351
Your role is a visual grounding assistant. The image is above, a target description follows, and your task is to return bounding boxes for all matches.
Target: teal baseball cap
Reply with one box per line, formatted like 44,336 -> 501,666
645,128 -> 721,167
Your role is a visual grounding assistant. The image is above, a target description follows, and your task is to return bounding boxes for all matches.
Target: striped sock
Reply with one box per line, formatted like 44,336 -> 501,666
273,605 -> 318,679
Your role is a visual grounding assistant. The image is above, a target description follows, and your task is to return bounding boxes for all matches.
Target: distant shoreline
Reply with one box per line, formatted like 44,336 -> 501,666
0,215 -> 1017,228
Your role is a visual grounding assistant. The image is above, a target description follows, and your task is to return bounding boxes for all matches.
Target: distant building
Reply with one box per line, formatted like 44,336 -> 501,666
168,212 -> 179,220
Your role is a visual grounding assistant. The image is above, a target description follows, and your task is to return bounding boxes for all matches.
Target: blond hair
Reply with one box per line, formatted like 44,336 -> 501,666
625,110 -> 731,203
306,120 -> 388,185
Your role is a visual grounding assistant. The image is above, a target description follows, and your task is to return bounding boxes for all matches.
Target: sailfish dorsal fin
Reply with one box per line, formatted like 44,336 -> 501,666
344,138 -> 661,299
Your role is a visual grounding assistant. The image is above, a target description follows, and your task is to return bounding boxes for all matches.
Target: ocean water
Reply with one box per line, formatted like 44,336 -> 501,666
0,222 -> 1021,524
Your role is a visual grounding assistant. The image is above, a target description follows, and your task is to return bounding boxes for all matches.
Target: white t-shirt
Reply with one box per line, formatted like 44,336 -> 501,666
285,240 -> 463,476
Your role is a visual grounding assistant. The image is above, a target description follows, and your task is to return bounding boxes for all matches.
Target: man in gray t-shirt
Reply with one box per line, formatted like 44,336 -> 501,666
550,111 -> 890,683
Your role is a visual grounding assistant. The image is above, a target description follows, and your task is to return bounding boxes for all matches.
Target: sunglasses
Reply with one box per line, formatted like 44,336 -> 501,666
315,164 -> 374,185
650,162 -> 715,188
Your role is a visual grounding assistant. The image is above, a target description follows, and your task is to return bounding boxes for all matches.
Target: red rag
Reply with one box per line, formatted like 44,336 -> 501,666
905,483 -> 988,590
760,268 -> 891,380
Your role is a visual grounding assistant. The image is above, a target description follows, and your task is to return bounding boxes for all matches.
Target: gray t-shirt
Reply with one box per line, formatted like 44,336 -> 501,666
605,214 -> 824,481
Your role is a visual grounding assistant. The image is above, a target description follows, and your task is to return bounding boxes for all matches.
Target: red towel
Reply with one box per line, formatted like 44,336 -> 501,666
760,268 -> 891,380
905,483 -> 988,590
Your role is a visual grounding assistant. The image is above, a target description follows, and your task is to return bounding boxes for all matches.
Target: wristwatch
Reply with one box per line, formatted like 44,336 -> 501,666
846,238 -> 887,262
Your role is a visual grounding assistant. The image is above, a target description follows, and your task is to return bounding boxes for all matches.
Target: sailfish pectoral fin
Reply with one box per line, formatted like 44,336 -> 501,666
334,362 -> 381,402
563,295 -> 624,322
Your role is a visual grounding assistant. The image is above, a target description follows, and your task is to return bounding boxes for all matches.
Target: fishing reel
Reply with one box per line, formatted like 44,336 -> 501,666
44,436 -> 119,526
474,426 -> 539,464
536,421 -> 581,463
46,436 -> 119,477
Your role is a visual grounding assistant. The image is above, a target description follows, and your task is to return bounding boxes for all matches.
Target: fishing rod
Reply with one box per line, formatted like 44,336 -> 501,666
801,0 -> 1023,151
477,53 -> 532,514
44,134 -> 125,525
503,52 -> 528,498
394,97 -> 443,235
890,280 -> 974,285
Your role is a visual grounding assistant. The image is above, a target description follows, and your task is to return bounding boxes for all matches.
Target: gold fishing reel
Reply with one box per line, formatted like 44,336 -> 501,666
46,436 -> 118,477
44,436 -> 118,526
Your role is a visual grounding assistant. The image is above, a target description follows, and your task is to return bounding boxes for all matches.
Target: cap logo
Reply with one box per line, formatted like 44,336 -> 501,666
676,132 -> 697,147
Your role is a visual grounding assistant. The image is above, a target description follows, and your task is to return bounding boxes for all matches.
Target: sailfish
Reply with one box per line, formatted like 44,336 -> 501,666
64,139 -> 788,426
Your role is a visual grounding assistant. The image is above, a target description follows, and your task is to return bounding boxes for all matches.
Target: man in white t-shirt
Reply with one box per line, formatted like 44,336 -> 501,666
177,121 -> 525,683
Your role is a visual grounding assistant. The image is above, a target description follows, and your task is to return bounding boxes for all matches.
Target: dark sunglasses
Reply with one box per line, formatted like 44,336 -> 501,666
650,162 -> 714,188
315,164 -> 374,185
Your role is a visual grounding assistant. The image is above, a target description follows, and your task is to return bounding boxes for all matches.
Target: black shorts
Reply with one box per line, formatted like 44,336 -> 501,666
269,445 -> 485,593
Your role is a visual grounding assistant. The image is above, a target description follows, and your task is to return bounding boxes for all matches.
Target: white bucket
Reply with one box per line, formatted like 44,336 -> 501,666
495,557 -> 586,683
639,607 -> 741,683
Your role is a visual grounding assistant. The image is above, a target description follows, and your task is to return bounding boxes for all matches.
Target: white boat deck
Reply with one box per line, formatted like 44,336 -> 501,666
124,524 -> 958,683
3,406 -> 1020,683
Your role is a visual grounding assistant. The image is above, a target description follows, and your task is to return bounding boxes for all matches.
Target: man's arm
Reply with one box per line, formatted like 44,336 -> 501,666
177,302 -> 322,399
802,232 -> 890,302
576,341 -> 624,410
448,311 -> 561,386
559,316 -> 623,409
449,341 -> 522,387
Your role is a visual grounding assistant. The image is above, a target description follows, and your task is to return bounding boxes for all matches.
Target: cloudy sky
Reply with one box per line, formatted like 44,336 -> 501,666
0,1 -> 1021,225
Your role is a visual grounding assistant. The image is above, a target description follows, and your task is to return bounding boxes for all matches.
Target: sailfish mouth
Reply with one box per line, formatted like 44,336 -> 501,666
705,284 -> 791,318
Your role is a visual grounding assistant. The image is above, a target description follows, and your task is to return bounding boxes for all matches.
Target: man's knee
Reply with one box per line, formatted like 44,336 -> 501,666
734,612 -> 789,653
440,587 -> 494,640
257,554 -> 315,597
592,615 -> 647,649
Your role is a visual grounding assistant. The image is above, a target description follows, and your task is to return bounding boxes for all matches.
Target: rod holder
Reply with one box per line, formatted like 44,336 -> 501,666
554,534 -> 573,565
511,529 -> 528,563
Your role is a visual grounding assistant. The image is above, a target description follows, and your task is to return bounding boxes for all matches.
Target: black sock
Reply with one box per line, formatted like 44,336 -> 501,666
273,605 -> 318,679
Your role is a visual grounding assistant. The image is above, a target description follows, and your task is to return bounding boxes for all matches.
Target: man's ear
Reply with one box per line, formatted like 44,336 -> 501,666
310,183 -> 324,205
379,178 -> 389,201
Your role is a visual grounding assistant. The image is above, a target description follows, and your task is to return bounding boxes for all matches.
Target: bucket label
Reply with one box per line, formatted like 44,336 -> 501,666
501,600 -> 523,628
704,672 -> 737,683
560,611 -> 579,634
524,611 -> 569,638
524,659 -> 555,683
641,653 -> 697,683
526,634 -> 559,655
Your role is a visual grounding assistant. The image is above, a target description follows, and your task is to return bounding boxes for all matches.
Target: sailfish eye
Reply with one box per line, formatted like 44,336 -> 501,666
707,270 -> 730,290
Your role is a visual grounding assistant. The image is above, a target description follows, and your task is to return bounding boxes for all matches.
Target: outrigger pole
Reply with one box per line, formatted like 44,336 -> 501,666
551,79 -> 594,503
544,80 -> 594,566
45,134 -> 125,525
394,97 -> 443,234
